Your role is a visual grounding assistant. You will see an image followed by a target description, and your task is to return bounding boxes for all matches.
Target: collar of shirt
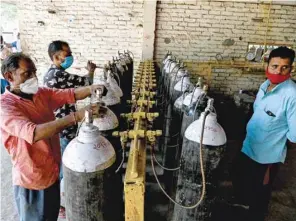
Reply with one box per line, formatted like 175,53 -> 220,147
5,86 -> 34,100
50,64 -> 63,70
260,79 -> 291,94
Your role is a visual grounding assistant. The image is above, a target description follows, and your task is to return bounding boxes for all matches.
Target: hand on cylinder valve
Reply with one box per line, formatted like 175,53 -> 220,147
86,60 -> 97,73
86,60 -> 97,84
91,84 -> 106,96
75,104 -> 100,123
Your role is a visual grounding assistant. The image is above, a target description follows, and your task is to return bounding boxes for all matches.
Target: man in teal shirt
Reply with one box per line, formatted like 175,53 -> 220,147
232,47 -> 296,221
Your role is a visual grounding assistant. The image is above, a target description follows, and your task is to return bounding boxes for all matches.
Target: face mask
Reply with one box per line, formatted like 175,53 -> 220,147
266,69 -> 291,84
18,77 -> 39,94
60,56 -> 74,69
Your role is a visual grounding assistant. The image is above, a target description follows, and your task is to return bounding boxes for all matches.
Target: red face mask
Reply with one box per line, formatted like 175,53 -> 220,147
265,69 -> 291,84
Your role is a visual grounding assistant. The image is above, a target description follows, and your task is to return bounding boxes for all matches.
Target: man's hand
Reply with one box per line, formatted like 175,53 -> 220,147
74,84 -> 106,101
86,60 -> 97,73
91,85 -> 105,94
75,104 -> 100,122
90,84 -> 107,97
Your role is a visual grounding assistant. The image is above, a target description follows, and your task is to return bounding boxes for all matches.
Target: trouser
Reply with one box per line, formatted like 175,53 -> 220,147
14,181 -> 60,221
59,136 -> 71,181
232,152 -> 280,221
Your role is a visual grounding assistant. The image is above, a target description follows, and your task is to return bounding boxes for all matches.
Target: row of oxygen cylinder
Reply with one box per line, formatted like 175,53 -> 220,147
158,52 -> 227,221
159,51 -> 209,170
62,51 -> 134,221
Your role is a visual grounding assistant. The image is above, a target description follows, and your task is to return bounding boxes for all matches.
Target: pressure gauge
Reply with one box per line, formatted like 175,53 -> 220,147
215,53 -> 223,61
246,52 -> 256,61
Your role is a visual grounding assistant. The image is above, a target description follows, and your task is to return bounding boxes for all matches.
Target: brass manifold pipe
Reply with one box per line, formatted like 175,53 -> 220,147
114,61 -> 160,179
130,61 -> 155,178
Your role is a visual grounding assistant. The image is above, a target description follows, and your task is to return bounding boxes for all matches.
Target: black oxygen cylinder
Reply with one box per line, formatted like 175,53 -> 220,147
63,120 -> 123,221
126,59 -> 133,98
180,106 -> 201,138
180,98 -> 207,138
172,107 -> 227,221
172,140 -> 225,221
102,130 -> 124,221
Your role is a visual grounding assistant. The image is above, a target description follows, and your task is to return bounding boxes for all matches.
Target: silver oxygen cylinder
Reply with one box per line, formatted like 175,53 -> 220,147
62,110 -> 119,221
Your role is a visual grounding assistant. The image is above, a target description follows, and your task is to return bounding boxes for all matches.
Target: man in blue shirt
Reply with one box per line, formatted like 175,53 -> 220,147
232,46 -> 296,221
4,33 -> 22,53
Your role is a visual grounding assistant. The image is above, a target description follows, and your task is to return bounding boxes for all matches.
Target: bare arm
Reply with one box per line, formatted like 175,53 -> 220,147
74,85 -> 92,101
33,105 -> 97,143
74,85 -> 105,101
33,114 -> 76,143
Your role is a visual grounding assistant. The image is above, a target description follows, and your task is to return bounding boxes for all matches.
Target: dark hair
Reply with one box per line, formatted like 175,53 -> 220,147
1,35 -> 3,44
48,40 -> 69,61
1,53 -> 34,78
268,46 -> 295,65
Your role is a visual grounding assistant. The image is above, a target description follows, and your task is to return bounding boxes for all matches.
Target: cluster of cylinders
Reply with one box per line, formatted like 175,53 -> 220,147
62,50 -> 134,221
156,51 -> 227,221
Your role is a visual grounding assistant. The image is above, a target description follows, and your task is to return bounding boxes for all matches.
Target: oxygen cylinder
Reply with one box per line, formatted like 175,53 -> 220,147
123,51 -> 134,100
172,75 -> 193,103
92,96 -> 124,221
165,69 -> 191,163
172,99 -> 227,221
92,101 -> 121,154
102,82 -> 121,119
180,83 -> 207,138
167,67 -> 185,104
62,110 -> 120,221
159,53 -> 172,97
171,75 -> 194,135
160,59 -> 179,162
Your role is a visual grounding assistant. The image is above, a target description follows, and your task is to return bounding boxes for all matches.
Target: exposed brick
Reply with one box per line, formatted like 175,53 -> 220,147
17,0 -> 296,96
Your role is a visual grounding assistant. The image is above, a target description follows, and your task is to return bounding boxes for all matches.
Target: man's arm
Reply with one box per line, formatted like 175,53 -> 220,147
74,85 -> 105,101
33,105 -> 91,142
43,85 -> 106,112
34,102 -> 103,142
1,101 -> 98,144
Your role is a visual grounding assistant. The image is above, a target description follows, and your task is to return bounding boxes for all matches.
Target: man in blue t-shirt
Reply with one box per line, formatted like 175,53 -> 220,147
232,46 -> 296,221
4,33 -> 22,53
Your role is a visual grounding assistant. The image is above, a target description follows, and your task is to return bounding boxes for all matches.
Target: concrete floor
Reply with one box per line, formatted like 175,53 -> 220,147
212,141 -> 296,221
1,141 -> 296,221
0,144 -> 18,221
266,147 -> 296,221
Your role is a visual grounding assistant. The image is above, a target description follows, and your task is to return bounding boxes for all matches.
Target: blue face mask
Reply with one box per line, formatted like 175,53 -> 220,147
60,56 -> 74,69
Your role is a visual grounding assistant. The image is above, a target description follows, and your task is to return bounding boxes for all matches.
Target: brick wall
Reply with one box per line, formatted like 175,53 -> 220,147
18,0 -> 144,81
184,64 -> 266,95
17,0 -> 296,96
155,1 -> 296,95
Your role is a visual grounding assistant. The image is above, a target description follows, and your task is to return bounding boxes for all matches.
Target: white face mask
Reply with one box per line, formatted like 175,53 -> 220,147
18,77 -> 39,94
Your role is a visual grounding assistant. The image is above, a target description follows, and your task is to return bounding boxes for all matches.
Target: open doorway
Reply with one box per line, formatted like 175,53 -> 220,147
1,2 -> 21,53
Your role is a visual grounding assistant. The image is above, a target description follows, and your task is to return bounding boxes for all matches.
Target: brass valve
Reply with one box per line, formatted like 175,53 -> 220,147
127,100 -> 156,108
133,83 -> 156,89
112,130 -> 146,139
120,112 -> 146,120
146,130 -> 162,142
113,130 -> 162,142
131,91 -> 156,98
120,112 -> 159,121
146,113 -> 159,122
134,76 -> 156,81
